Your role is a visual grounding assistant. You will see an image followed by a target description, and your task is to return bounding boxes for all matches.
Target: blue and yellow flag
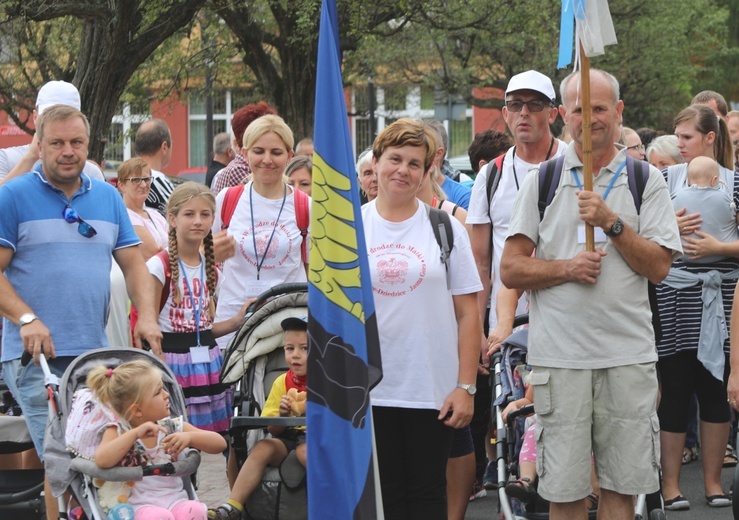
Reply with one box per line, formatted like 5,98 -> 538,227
306,0 -> 383,518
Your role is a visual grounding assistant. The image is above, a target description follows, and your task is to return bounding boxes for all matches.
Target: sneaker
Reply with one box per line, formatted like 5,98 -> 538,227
482,459 -> 497,490
706,494 -> 732,508
469,481 -> 487,501
663,495 -> 690,511
208,503 -> 242,520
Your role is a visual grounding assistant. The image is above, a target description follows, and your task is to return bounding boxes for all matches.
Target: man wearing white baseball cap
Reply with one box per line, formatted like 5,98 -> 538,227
468,69 -> 566,352
465,70 -> 566,489
0,80 -> 105,185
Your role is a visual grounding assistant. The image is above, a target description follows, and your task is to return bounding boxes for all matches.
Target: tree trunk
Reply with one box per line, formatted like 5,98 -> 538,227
10,0 -> 207,163
74,18 -> 132,164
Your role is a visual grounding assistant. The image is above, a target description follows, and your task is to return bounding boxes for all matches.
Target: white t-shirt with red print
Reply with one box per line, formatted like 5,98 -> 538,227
212,182 -> 309,348
362,201 -> 482,410
146,253 -> 220,334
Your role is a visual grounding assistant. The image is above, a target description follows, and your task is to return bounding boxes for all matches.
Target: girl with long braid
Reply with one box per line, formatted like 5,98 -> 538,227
146,182 -> 249,435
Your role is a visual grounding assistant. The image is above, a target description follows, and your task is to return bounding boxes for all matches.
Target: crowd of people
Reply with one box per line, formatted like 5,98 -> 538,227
0,69 -> 738,520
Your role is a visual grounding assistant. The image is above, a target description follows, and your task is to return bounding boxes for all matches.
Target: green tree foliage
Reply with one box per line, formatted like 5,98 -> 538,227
348,0 -> 731,131
0,0 -> 206,162
211,0 -> 418,140
0,0 -> 733,160
0,15 -> 80,133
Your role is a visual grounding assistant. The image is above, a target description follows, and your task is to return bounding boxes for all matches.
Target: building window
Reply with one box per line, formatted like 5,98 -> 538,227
449,116 -> 472,157
188,90 -> 240,167
189,119 -> 228,167
383,84 -> 407,113
420,85 -> 435,111
108,102 -> 150,166
354,118 -> 376,156
351,83 -> 470,160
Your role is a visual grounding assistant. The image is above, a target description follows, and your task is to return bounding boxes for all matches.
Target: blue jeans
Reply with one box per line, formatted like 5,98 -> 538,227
2,356 -> 74,460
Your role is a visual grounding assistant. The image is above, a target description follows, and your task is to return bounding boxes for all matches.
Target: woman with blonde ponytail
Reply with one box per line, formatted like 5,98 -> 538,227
145,182 -> 249,436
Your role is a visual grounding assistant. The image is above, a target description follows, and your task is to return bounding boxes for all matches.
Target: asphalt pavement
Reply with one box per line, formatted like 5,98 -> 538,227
196,450 -> 737,519
464,455 -> 736,519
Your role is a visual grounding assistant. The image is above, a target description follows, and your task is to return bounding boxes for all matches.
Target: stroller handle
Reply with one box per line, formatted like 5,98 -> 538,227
245,283 -> 309,318
506,403 -> 535,427
511,313 -> 529,329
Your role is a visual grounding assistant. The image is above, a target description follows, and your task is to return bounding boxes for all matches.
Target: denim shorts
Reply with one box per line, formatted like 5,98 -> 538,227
2,356 -> 75,460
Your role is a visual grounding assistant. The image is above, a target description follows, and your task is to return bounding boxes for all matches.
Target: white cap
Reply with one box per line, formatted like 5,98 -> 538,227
35,81 -> 81,114
505,71 -> 556,102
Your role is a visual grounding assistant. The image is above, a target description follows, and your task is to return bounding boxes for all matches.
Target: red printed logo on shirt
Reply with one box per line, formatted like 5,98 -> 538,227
369,243 -> 426,297
238,221 -> 294,270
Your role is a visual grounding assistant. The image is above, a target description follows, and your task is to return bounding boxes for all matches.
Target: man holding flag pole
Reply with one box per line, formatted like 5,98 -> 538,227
500,2 -> 682,518
306,0 -> 384,519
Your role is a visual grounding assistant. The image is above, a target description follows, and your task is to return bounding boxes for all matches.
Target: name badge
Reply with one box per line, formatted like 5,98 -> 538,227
578,224 -> 607,244
246,279 -> 270,298
190,346 -> 210,364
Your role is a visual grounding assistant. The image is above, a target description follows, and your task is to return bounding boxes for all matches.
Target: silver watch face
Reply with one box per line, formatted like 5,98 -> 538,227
19,313 -> 37,326
467,384 -> 477,395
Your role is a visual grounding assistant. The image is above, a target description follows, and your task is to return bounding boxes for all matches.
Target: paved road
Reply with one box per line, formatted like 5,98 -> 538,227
197,451 -> 737,519
465,456 -> 736,519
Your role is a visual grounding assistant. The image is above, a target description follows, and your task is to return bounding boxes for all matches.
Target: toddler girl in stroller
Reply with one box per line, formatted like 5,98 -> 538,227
85,358 -> 227,519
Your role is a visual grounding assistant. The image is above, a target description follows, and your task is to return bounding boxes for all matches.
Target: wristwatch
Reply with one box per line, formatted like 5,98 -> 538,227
605,217 -> 624,237
18,313 -> 38,327
456,383 -> 477,396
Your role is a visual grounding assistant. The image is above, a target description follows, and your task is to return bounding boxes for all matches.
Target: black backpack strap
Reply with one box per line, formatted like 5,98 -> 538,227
485,153 -> 506,213
537,154 -> 566,221
625,156 -> 650,215
426,204 -> 454,290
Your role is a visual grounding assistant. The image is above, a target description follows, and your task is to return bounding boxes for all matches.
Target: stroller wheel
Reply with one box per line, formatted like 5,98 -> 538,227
648,510 -> 667,520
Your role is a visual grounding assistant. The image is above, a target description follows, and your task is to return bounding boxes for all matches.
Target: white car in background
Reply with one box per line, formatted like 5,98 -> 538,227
448,155 -> 475,188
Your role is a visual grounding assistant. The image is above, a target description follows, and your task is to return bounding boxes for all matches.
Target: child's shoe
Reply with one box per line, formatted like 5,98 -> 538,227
208,501 -> 243,520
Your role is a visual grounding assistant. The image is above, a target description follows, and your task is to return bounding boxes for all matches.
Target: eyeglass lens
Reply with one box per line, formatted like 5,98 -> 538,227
505,100 -> 549,113
129,177 -> 152,186
62,205 -> 97,238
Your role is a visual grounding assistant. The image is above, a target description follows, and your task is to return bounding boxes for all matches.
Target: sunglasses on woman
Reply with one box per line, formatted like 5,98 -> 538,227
62,205 -> 97,238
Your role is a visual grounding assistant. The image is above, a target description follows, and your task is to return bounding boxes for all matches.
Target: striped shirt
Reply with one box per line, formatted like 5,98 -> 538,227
145,169 -> 175,215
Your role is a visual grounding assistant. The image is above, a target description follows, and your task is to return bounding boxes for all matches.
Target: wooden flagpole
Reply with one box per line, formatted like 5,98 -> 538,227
579,42 -> 594,252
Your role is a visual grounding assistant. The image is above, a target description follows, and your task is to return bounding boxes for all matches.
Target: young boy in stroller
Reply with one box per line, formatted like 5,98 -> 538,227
209,315 -> 308,520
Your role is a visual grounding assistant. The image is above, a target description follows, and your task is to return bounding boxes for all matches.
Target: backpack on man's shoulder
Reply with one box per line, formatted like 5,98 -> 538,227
484,153 -> 506,211
536,154 -> 650,220
220,184 -> 310,263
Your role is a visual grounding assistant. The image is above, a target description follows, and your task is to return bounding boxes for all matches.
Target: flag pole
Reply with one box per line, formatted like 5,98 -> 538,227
579,41 -> 594,252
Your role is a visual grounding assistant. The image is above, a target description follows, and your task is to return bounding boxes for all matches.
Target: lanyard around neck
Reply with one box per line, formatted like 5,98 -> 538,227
250,183 -> 287,280
178,258 -> 204,347
571,161 -> 627,201
511,136 -> 556,191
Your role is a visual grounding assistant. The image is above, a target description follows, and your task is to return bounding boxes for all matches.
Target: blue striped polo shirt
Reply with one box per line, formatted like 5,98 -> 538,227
0,167 -> 140,361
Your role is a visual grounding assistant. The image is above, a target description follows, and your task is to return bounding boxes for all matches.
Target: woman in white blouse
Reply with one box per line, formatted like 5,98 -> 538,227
117,157 -> 169,259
